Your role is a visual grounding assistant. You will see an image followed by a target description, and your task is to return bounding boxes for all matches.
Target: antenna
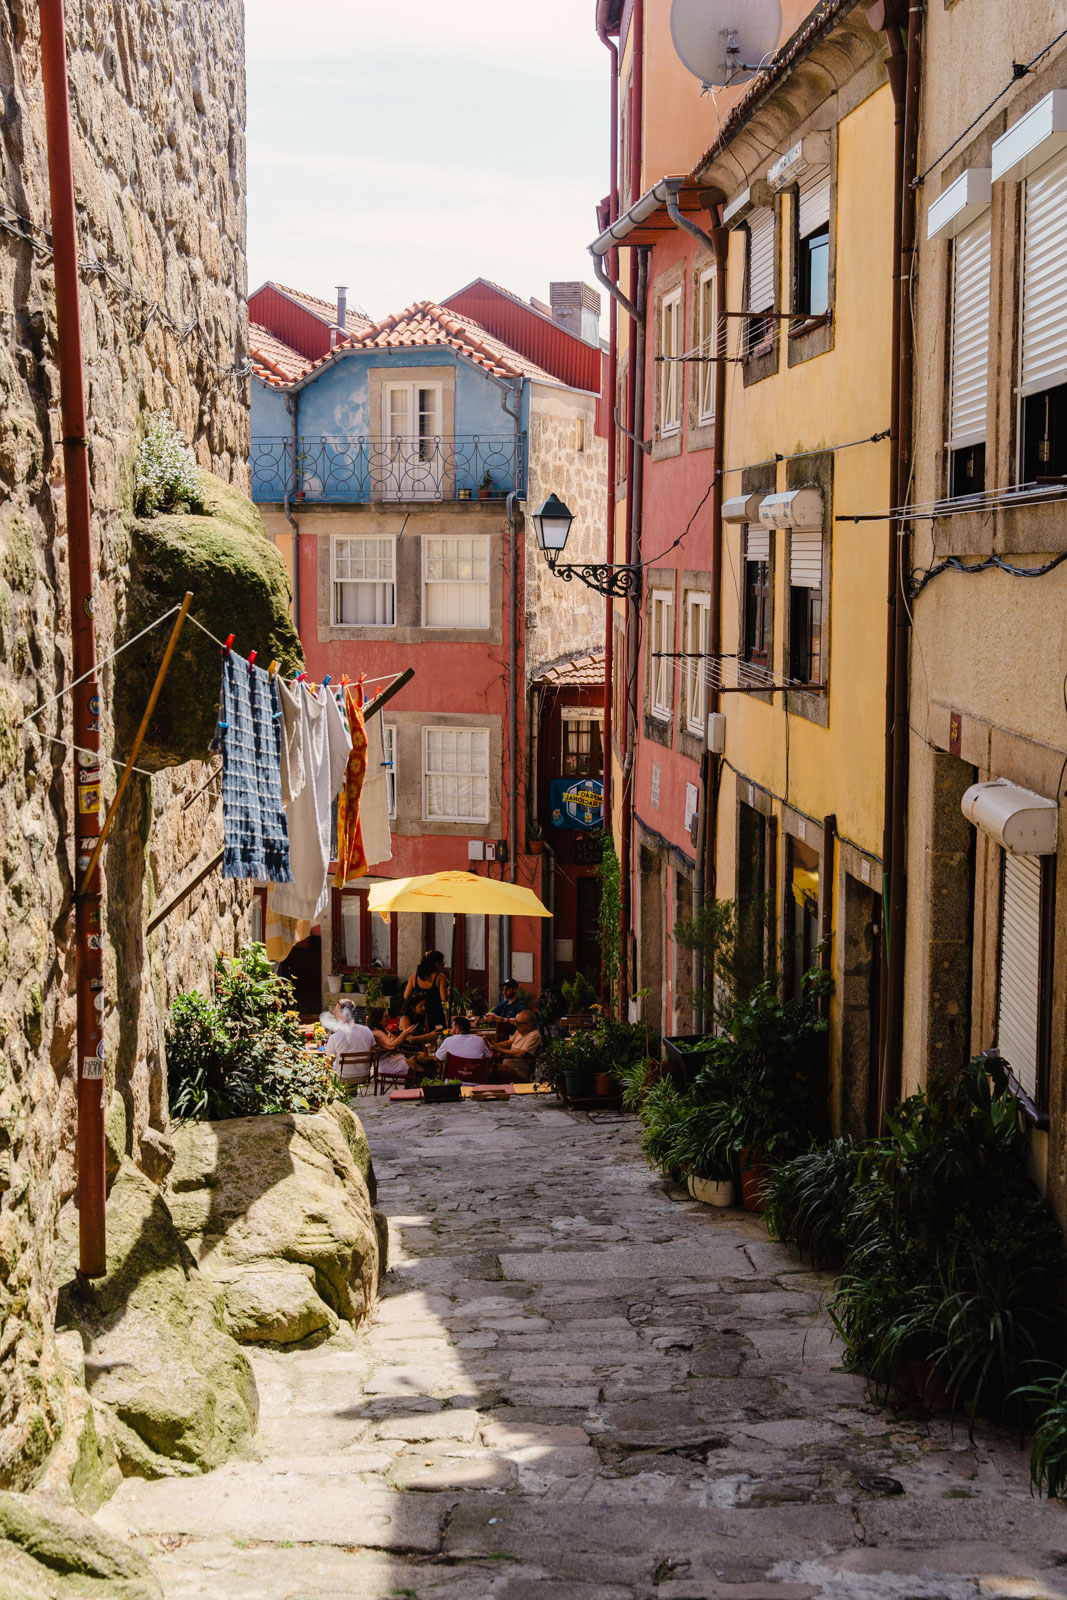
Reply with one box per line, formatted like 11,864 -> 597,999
669,0 -> 782,89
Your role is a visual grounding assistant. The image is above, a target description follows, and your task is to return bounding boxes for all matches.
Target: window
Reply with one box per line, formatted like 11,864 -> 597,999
423,725 -> 490,822
787,835 -> 820,1000
1019,147 -> 1067,481
382,723 -> 397,818
384,383 -> 439,452
995,849 -> 1054,1111
561,709 -> 603,777
649,589 -> 675,719
651,760 -> 661,809
746,208 -> 776,354
659,288 -> 682,436
696,269 -> 716,423
788,527 -> 823,685
423,536 -> 490,628
795,166 -> 831,318
742,525 -> 771,668
615,364 -> 627,482
332,536 -> 395,626
948,210 -> 991,496
683,592 -> 711,733
332,888 -> 396,972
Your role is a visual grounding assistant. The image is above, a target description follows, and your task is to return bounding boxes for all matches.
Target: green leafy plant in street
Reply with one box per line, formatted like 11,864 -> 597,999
561,970 -> 598,1015
597,834 -> 621,1000
167,943 -> 338,1120
134,409 -> 204,517
764,1137 -> 862,1267
1016,1370 -> 1067,1498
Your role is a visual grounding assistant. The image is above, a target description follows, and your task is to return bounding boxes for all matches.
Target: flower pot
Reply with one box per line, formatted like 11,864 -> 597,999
423,1081 -> 462,1103
293,490 -> 306,503
477,488 -> 491,500
592,1071 -> 614,1097
326,975 -> 341,994
341,980 -> 356,993
528,839 -> 544,855
458,488 -> 472,501
662,1034 -> 716,1087
739,1147 -> 771,1213
563,1068 -> 596,1100
688,1174 -> 735,1207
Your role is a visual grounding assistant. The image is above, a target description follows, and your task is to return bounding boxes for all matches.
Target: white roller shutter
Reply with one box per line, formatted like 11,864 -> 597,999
747,209 -> 775,313
997,850 -> 1042,1100
948,211 -> 991,448
790,529 -> 822,589
745,524 -> 770,562
1020,147 -> 1067,396
797,167 -> 830,237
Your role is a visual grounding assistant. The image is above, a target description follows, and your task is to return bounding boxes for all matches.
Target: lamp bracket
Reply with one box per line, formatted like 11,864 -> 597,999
546,557 -> 642,600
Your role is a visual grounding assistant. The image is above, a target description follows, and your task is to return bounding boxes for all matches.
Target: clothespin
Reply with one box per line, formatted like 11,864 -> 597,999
339,674 -> 350,687
268,660 -> 278,679
247,650 -> 257,670
297,671 -> 307,683
222,633 -> 234,658
322,674 -> 331,687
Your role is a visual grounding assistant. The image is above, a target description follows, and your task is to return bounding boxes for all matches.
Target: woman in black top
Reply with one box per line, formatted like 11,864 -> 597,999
403,949 -> 449,1033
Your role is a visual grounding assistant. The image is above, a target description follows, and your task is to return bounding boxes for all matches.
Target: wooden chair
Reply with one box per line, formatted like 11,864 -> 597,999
334,1050 -> 378,1096
443,1051 -> 492,1085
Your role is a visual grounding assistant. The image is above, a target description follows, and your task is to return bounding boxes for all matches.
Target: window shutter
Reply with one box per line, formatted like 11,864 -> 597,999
1020,147 -> 1067,396
997,850 -> 1043,1100
797,168 -> 830,237
745,524 -> 770,562
747,209 -> 775,313
790,529 -> 822,589
948,212 -> 991,448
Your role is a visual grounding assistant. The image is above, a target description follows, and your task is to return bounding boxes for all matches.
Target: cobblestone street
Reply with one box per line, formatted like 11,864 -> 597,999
99,1098 -> 1067,1598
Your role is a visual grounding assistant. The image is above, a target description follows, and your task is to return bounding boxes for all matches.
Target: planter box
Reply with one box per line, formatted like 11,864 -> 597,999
662,1034 -> 716,1087
563,1068 -> 596,1100
422,1082 -> 462,1104
687,1173 -> 735,1207
739,1147 -> 771,1213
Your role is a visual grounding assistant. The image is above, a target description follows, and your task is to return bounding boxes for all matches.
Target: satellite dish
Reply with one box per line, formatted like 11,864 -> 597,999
670,0 -> 782,88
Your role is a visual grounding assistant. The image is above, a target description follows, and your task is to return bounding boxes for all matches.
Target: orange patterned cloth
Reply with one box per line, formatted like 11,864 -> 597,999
334,684 -> 369,885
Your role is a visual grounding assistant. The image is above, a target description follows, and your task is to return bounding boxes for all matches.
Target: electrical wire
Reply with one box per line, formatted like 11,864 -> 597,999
721,429 -> 891,479
913,25 -> 1067,188
909,549 -> 1067,598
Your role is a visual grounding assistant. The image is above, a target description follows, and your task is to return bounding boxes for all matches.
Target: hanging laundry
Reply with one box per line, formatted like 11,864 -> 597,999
268,680 -> 352,923
212,655 -> 291,883
335,684 -> 369,886
360,700 -> 393,869
264,893 -> 311,964
276,674 -> 306,808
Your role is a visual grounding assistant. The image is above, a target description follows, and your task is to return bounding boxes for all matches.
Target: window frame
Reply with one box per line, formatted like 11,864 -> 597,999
696,268 -> 717,425
992,849 -> 1055,1122
743,553 -> 771,669
421,534 -> 491,630
422,724 -> 491,824
331,533 -> 397,628
658,286 -> 683,437
331,886 -> 398,975
649,588 -> 675,721
1017,146 -> 1067,484
745,207 -> 777,356
382,722 -> 397,819
683,591 -> 711,735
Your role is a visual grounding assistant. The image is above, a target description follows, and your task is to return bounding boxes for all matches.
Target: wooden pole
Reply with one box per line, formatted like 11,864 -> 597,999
79,593 -> 193,896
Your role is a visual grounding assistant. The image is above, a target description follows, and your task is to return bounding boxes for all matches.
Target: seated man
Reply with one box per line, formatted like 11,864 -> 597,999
435,1015 -> 493,1080
485,976 -> 524,1038
323,1001 -> 376,1084
493,1010 -> 541,1083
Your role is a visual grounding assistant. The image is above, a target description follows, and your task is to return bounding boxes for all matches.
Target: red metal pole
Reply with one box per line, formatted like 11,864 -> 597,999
38,0 -> 106,1276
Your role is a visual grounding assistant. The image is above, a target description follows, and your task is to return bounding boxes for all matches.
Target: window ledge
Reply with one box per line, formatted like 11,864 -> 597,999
982,1049 -> 1049,1129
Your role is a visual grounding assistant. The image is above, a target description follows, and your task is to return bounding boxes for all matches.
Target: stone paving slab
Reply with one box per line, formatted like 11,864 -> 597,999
99,1096 -> 1067,1598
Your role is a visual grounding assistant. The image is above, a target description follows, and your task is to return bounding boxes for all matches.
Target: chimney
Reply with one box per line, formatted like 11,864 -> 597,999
548,281 -> 602,347
331,285 -> 348,349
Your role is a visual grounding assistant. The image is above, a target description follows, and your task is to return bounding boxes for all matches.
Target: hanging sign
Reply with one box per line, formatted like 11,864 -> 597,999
549,777 -> 603,831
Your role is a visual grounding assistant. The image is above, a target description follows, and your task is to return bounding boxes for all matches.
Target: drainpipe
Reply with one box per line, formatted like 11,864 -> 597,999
506,488 -> 521,934
284,394 -> 300,633
665,184 -> 728,1029
622,248 -> 648,1011
596,4 -> 619,840
872,0 -> 922,1124
39,0 -> 105,1276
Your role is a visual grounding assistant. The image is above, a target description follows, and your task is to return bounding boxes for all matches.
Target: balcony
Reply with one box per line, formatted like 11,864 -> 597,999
250,433 -> 527,505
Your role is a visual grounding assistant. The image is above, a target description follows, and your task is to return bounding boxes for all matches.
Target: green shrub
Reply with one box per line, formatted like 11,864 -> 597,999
561,971 -> 599,1015
1017,1370 -> 1067,1498
829,1057 -> 1063,1428
167,943 -> 338,1120
134,409 -> 204,517
764,1138 -> 862,1266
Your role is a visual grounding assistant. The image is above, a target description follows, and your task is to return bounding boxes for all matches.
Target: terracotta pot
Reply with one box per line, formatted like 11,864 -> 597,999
592,1071 -> 614,1097
894,1360 -> 950,1411
478,488 -> 491,500
739,1147 -> 771,1213
688,1174 -> 735,1207
528,839 -> 544,855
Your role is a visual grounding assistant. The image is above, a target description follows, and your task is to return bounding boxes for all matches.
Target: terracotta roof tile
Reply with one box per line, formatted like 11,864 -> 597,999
263,281 -> 373,336
344,301 -> 560,383
249,323 -> 313,386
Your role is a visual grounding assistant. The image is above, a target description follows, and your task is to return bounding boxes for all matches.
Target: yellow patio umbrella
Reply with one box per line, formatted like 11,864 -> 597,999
367,871 -> 551,1016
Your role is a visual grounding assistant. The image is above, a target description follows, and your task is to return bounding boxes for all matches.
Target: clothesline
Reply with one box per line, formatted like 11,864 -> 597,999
42,734 -> 156,778
185,613 -> 405,698
19,601 -> 183,725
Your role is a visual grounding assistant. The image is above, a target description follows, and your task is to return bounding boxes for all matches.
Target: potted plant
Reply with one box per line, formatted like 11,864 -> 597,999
662,1033 -> 718,1087
478,469 -> 494,501
365,973 -> 384,1007
325,974 -> 341,995
527,820 -> 545,856
422,1077 -> 462,1104
458,486 -> 473,501
341,976 -> 356,994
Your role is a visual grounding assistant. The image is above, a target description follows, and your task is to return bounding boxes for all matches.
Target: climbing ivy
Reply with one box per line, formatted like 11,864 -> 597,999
597,832 -> 621,1000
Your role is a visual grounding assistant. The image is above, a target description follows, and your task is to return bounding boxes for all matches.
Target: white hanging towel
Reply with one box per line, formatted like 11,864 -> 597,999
269,683 -> 352,923
276,676 -> 306,807
360,710 -> 393,868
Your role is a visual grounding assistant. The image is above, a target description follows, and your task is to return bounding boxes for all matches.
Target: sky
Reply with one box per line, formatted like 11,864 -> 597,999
245,0 -> 610,323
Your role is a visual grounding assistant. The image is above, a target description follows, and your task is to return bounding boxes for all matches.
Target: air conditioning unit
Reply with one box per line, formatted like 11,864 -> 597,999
758,488 -> 824,531
961,779 -> 1058,854
767,132 -> 831,192
722,492 -> 763,523
722,179 -> 772,228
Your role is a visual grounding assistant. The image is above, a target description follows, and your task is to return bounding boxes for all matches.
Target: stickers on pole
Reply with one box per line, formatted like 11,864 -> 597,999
77,783 -> 101,814
82,1057 -> 104,1081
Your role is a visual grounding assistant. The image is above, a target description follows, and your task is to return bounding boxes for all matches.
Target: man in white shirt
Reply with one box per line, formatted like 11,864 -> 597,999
324,1002 -> 376,1081
494,1011 -> 541,1083
435,1016 -> 492,1071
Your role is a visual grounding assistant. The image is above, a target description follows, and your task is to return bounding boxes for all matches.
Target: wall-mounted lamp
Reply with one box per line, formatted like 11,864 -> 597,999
532,493 -> 642,599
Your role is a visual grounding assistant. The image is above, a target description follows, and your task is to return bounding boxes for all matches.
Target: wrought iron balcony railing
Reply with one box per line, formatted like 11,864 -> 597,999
250,433 -> 527,504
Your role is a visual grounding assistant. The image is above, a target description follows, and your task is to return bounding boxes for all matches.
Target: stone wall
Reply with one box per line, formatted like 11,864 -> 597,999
0,0 -> 252,1489
523,386 -> 608,679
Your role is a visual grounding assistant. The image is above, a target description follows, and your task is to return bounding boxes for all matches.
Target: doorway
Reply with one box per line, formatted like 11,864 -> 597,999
278,934 -> 322,1018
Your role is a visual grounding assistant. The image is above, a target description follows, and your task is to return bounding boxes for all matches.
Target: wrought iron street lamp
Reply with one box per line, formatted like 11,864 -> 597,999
531,493 -> 642,599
